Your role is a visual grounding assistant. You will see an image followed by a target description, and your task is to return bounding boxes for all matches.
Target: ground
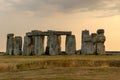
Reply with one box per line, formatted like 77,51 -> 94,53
0,55 -> 120,80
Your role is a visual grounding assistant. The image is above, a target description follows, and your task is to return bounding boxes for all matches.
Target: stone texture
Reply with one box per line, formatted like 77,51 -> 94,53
31,36 -> 35,55
81,30 -> 93,54
23,36 -> 32,56
13,36 -> 22,55
65,35 -> 76,55
34,36 -> 44,55
91,33 -> 97,54
6,34 -> 14,55
96,29 -> 106,54
27,30 -> 72,36
81,29 -> 106,55
49,35 -> 61,55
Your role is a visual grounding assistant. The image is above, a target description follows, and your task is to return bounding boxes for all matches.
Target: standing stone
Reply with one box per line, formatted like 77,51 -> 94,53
46,34 -> 61,55
13,36 -> 22,55
6,34 -> 14,55
49,35 -> 61,55
91,33 -> 97,54
81,30 -> 93,54
34,36 -> 44,55
23,36 -> 32,56
31,30 -> 42,55
96,29 -> 106,54
31,36 -> 35,55
65,35 -> 76,55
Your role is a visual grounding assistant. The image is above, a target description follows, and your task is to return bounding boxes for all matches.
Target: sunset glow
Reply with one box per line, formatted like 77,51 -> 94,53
0,0 -> 120,51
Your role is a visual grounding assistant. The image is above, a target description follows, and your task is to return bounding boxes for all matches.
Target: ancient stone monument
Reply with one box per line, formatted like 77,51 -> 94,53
81,29 -> 106,55
6,29 -> 105,56
6,34 -> 14,55
66,35 -> 76,55
6,34 -> 22,55
22,30 -> 76,56
13,36 -> 22,55
96,29 -> 106,54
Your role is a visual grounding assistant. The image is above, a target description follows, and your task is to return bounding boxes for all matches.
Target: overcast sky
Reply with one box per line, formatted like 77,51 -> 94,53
0,0 -> 120,51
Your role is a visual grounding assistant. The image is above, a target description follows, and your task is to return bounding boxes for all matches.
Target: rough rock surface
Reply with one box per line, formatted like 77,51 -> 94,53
96,29 -> 106,54
81,30 -> 93,54
49,35 -> 61,55
13,36 -> 22,55
6,34 -> 14,55
23,36 -> 32,56
65,35 -> 76,55
34,36 -> 44,55
81,29 -> 106,55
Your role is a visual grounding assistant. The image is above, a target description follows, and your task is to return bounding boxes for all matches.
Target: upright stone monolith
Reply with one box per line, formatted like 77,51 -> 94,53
96,29 -> 106,54
65,35 -> 76,55
23,36 -> 32,56
34,36 -> 44,55
6,34 -> 14,55
13,36 -> 22,55
81,30 -> 93,54
91,33 -> 97,54
49,35 -> 61,55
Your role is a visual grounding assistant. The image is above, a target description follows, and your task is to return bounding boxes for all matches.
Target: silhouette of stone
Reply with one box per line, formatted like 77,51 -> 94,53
65,35 -> 76,55
13,36 -> 22,55
6,34 -> 14,55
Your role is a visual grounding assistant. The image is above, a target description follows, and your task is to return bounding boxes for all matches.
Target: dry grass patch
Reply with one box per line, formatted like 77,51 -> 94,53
0,55 -> 120,71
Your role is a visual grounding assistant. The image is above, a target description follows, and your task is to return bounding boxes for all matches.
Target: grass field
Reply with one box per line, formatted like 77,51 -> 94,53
0,55 -> 120,80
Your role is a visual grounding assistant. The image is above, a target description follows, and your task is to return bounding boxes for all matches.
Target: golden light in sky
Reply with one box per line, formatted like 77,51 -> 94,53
0,0 -> 120,51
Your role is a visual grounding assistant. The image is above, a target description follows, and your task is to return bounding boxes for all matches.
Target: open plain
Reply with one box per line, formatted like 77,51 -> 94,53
0,55 -> 120,80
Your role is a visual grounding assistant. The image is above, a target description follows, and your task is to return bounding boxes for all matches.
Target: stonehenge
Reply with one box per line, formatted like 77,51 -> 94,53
81,29 -> 106,55
22,30 -> 73,56
6,34 -> 14,55
66,35 -> 76,55
6,34 -> 22,55
13,36 -> 22,55
6,29 -> 106,56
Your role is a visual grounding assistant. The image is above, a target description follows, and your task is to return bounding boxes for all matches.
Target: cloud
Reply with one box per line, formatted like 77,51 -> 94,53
1,0 -> 120,17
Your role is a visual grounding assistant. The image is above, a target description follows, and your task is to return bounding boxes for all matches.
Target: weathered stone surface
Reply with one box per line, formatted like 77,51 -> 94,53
49,35 -> 61,55
81,29 -> 106,55
13,36 -> 22,55
23,36 -> 32,56
26,30 -> 72,36
81,30 -> 93,54
65,35 -> 76,55
6,34 -> 14,55
96,35 -> 105,43
34,36 -> 44,55
91,33 -> 97,43
91,33 -> 97,54
97,29 -> 104,35
96,43 -> 105,54
96,29 -> 106,54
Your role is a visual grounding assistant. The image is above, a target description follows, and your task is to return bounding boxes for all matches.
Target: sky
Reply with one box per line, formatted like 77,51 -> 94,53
0,0 -> 120,51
